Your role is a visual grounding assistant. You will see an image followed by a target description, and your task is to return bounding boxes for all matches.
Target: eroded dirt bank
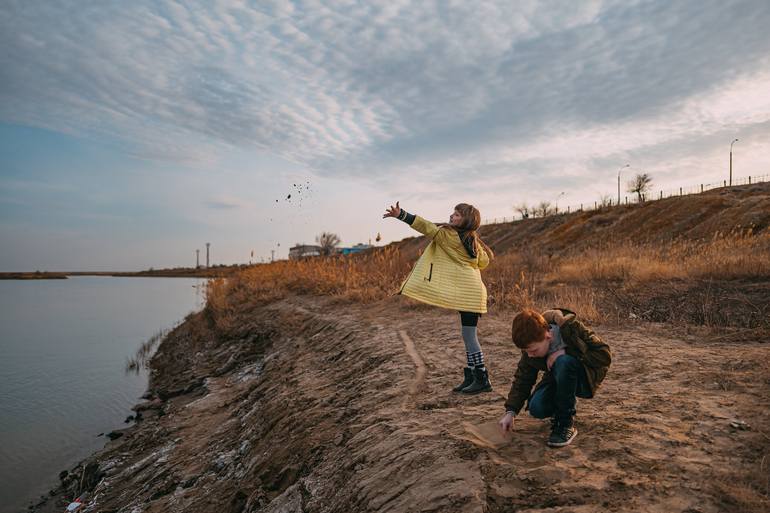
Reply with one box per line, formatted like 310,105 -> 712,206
33,295 -> 769,513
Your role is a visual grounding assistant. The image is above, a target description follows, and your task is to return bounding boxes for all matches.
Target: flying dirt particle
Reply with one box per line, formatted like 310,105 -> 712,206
287,194 -> 291,200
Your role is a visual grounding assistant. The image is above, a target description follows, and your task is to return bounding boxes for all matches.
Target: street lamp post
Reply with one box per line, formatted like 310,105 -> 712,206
729,138 -> 738,186
555,192 -> 565,213
617,164 -> 630,205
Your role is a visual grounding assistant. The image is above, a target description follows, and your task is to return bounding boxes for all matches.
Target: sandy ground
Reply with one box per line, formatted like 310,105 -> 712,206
33,295 -> 770,513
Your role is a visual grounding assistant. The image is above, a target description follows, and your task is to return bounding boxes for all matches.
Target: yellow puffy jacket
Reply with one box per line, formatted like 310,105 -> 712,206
399,216 -> 489,313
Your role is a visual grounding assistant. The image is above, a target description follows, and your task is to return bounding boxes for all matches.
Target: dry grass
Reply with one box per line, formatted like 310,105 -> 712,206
125,328 -> 170,374
203,230 -> 770,329
554,230 -> 770,284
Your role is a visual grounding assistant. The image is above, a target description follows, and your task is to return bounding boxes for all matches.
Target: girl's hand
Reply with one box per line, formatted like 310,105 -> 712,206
383,201 -> 401,219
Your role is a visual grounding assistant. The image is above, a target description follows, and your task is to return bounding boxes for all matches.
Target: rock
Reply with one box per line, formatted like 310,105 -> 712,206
132,398 -> 163,412
729,419 -> 750,430
182,475 -> 199,488
106,431 -> 124,440
124,415 -> 134,423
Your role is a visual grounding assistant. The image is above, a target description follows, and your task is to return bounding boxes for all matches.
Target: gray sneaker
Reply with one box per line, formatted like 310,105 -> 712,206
547,422 -> 578,447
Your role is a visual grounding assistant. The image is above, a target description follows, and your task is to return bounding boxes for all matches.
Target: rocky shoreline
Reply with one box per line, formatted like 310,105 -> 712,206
28,295 -> 770,513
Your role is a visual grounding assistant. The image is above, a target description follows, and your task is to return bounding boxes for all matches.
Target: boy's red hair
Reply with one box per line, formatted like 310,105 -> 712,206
511,309 -> 548,348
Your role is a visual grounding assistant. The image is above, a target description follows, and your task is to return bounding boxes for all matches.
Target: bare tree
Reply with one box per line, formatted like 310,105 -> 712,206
514,203 -> 531,219
533,201 -> 554,218
316,232 -> 341,256
627,173 -> 653,203
599,194 -> 613,208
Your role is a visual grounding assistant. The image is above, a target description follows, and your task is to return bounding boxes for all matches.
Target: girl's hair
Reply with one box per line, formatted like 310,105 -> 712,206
451,203 -> 494,260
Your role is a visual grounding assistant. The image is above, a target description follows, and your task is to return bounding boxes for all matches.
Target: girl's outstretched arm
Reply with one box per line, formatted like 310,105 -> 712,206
384,201 -> 445,241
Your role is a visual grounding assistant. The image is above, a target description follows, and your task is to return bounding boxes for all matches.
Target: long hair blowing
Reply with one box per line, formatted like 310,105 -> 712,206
452,203 -> 494,259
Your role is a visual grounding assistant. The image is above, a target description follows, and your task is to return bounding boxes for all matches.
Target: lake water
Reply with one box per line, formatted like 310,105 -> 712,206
0,276 -> 205,512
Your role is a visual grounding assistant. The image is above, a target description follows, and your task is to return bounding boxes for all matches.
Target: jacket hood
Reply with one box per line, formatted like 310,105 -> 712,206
543,308 -> 577,327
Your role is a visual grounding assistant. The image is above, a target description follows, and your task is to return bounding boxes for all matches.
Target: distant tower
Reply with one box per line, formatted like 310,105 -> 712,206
206,243 -> 210,268
196,249 -> 200,269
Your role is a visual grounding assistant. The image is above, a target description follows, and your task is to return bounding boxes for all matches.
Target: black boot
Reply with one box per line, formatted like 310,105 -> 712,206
452,367 -> 474,392
461,367 -> 492,394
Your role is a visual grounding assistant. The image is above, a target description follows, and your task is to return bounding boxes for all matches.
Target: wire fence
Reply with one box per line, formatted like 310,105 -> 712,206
481,173 -> 770,225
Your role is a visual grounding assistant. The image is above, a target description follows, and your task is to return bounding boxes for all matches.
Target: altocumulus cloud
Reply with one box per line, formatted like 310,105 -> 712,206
1,0 -> 770,189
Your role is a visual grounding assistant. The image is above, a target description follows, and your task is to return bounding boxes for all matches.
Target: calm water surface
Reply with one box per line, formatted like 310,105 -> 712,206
0,276 -> 205,512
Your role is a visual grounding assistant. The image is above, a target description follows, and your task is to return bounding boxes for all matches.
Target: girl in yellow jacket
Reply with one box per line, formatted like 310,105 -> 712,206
383,202 -> 494,394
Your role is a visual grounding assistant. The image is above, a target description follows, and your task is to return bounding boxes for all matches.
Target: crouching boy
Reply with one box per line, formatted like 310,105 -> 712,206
498,308 -> 611,447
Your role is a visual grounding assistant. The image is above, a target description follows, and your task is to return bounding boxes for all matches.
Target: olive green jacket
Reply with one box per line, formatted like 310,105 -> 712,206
504,308 -> 612,414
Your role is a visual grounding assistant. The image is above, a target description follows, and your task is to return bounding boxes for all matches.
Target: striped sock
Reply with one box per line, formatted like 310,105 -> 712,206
468,351 -> 485,368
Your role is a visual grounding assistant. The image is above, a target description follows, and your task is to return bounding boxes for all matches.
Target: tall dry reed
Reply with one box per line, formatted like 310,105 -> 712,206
204,230 -> 769,328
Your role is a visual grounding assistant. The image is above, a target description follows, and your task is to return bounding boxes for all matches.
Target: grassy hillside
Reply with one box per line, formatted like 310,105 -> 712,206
207,182 -> 770,330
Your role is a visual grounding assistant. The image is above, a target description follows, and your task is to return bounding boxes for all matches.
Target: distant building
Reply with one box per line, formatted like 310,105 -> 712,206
289,244 -> 322,260
338,243 -> 373,255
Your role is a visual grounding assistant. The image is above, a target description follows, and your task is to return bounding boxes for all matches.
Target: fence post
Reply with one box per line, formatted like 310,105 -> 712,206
679,187 -> 682,196
724,180 -> 726,187
580,203 -> 583,211
749,176 -> 751,184
625,196 -> 628,204
700,184 -> 703,193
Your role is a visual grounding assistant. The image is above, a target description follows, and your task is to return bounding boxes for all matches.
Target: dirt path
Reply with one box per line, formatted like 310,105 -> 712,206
348,297 -> 770,512
35,295 -> 769,513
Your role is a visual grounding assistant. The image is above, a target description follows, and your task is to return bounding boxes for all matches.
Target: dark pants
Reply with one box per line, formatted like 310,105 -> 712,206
459,311 -> 480,327
528,354 -> 591,424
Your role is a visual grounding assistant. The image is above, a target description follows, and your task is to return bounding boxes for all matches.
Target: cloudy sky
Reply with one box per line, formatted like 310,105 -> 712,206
2,0 -> 769,270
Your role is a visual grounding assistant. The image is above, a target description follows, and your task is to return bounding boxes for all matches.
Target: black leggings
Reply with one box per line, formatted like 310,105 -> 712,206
459,311 -> 480,327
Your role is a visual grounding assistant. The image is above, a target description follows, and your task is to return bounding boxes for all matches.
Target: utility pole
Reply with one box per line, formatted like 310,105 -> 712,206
206,242 -> 210,268
196,249 -> 200,269
618,164 -> 629,205
729,138 -> 738,186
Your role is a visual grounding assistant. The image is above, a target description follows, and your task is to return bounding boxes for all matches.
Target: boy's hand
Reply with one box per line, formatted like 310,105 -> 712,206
547,349 -> 566,370
383,201 -> 401,219
498,412 -> 514,435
